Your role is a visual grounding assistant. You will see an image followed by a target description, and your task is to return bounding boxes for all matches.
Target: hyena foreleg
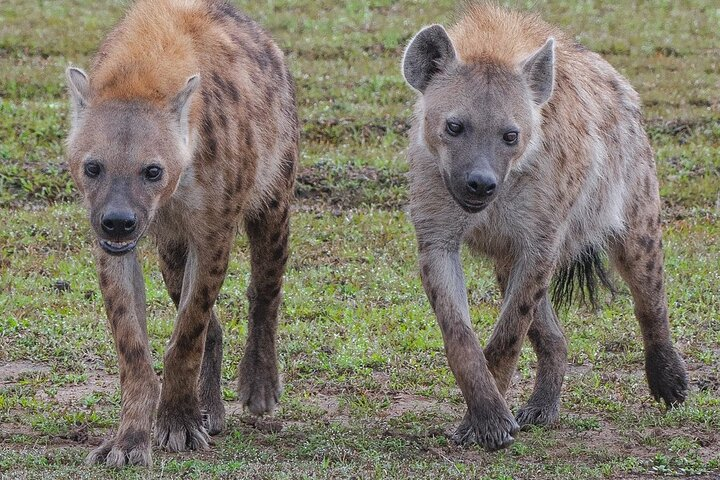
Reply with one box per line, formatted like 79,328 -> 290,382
494,263 -> 567,427
609,189 -> 688,406
155,230 -> 235,452
484,256 -> 557,398
87,249 -> 159,467
418,242 -> 519,450
157,238 -> 225,435
237,200 -> 290,415
517,295 -> 567,426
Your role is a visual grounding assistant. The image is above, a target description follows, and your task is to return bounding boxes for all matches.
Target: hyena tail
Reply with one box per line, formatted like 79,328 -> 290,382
551,246 -> 615,310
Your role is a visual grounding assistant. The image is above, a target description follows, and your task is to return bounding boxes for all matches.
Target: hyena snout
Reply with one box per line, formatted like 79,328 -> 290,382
93,205 -> 145,256
466,170 -> 497,199
100,210 -> 138,236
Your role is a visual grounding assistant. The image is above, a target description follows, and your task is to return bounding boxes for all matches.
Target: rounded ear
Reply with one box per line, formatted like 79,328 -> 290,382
521,38 -> 556,106
66,67 -> 90,120
171,75 -> 200,145
402,24 -> 457,93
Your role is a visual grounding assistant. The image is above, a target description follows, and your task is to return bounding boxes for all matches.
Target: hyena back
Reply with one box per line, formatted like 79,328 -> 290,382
402,4 -> 687,451
66,0 -> 298,467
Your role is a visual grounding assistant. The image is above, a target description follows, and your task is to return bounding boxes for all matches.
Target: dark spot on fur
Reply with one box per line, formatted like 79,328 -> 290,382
176,322 -> 207,354
421,264 -> 431,279
534,288 -> 547,301
273,245 -> 285,261
655,279 -> 663,292
646,260 -> 655,272
115,304 -> 127,318
269,198 -> 279,209
202,116 -> 217,160
518,303 -> 531,316
638,235 -> 655,252
119,342 -> 145,366
218,112 -> 228,129
200,285 -> 213,312
104,296 -> 114,314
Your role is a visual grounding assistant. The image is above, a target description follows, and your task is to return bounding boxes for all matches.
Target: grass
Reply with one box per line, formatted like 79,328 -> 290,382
0,0 -> 719,478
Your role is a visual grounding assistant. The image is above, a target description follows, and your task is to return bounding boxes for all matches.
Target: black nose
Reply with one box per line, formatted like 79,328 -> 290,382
466,171 -> 497,198
101,211 -> 137,235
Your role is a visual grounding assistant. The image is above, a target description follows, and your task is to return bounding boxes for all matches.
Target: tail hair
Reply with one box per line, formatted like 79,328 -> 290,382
551,246 -> 615,310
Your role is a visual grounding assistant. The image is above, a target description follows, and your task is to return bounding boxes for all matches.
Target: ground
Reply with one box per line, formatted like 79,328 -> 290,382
0,0 -> 719,479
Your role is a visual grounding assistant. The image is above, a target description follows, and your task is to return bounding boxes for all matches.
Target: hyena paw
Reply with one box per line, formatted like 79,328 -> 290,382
237,361 -> 281,416
515,400 -> 560,429
155,404 -> 210,452
451,406 -> 520,451
646,344 -> 689,407
200,398 -> 226,436
86,430 -> 152,467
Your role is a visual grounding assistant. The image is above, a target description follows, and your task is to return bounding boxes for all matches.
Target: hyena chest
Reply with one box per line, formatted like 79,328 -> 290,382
464,163 -> 627,263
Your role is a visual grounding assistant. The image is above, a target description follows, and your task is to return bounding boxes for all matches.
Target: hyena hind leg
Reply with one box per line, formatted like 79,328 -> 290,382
516,295 -> 567,428
158,238 -> 225,436
609,204 -> 688,407
237,199 -> 290,416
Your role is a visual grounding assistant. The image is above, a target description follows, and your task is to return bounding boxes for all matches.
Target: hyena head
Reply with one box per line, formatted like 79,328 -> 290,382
65,68 -> 199,255
402,25 -> 555,213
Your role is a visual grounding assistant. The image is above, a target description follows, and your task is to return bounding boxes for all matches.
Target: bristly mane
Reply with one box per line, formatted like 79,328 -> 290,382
449,2 -> 567,66
90,0 -> 218,104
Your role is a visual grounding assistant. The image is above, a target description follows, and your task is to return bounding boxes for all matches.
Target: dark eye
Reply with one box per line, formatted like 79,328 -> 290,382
144,165 -> 163,182
446,121 -> 464,136
503,131 -> 519,144
84,161 -> 101,178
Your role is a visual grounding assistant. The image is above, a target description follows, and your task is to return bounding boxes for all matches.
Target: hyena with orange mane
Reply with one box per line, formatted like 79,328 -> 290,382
402,4 -> 687,450
66,0 -> 297,467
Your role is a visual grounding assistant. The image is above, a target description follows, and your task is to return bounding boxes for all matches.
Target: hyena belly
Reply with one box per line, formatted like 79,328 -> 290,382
65,0 -> 297,468
402,3 -> 687,452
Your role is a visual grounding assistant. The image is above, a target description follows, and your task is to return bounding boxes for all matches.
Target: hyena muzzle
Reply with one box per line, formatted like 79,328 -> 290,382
65,0 -> 298,467
401,4 -> 688,451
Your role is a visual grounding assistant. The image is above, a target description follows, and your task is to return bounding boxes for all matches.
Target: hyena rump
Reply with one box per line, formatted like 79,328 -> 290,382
65,0 -> 298,467
402,4 -> 688,450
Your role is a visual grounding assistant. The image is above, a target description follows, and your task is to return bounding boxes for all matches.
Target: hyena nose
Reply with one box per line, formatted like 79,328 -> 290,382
101,211 -> 137,235
466,171 -> 497,199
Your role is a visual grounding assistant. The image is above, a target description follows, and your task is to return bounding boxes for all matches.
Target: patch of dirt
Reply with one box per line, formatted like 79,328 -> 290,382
0,360 -> 50,382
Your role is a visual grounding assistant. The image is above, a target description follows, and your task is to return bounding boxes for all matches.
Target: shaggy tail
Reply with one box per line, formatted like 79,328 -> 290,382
551,246 -> 615,310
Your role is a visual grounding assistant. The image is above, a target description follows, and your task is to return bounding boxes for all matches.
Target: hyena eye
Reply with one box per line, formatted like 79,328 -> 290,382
143,165 -> 163,182
446,121 -> 464,136
84,161 -> 102,178
503,131 -> 519,145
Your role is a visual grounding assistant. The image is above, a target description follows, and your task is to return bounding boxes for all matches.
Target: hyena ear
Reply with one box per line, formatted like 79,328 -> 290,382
171,74 -> 200,145
521,38 -> 556,106
66,67 -> 90,122
402,24 -> 457,93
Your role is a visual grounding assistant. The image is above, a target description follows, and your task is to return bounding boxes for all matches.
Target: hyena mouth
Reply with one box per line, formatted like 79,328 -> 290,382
457,201 -> 488,214
99,239 -> 138,256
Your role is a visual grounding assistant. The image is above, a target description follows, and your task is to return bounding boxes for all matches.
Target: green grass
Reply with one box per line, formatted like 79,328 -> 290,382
1,0 -> 719,478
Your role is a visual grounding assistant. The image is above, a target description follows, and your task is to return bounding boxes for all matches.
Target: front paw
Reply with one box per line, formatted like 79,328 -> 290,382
200,396 -> 226,436
155,401 -> 210,452
451,405 -> 520,451
237,356 -> 281,416
646,344 -> 688,407
86,428 -> 152,467
516,400 -> 560,429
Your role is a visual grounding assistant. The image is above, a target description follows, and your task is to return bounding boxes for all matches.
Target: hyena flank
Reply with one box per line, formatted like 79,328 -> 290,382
65,0 -> 297,467
401,4 -> 688,450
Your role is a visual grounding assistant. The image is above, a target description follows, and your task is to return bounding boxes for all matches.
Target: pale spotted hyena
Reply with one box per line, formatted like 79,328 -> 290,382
401,4 -> 688,450
65,0 -> 297,467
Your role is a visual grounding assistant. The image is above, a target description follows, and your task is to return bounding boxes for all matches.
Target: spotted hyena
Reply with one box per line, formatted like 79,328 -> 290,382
65,0 -> 297,467
401,4 -> 688,450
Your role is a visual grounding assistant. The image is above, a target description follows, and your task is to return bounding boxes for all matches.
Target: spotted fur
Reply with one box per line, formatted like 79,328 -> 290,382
402,3 -> 688,452
66,0 -> 297,467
